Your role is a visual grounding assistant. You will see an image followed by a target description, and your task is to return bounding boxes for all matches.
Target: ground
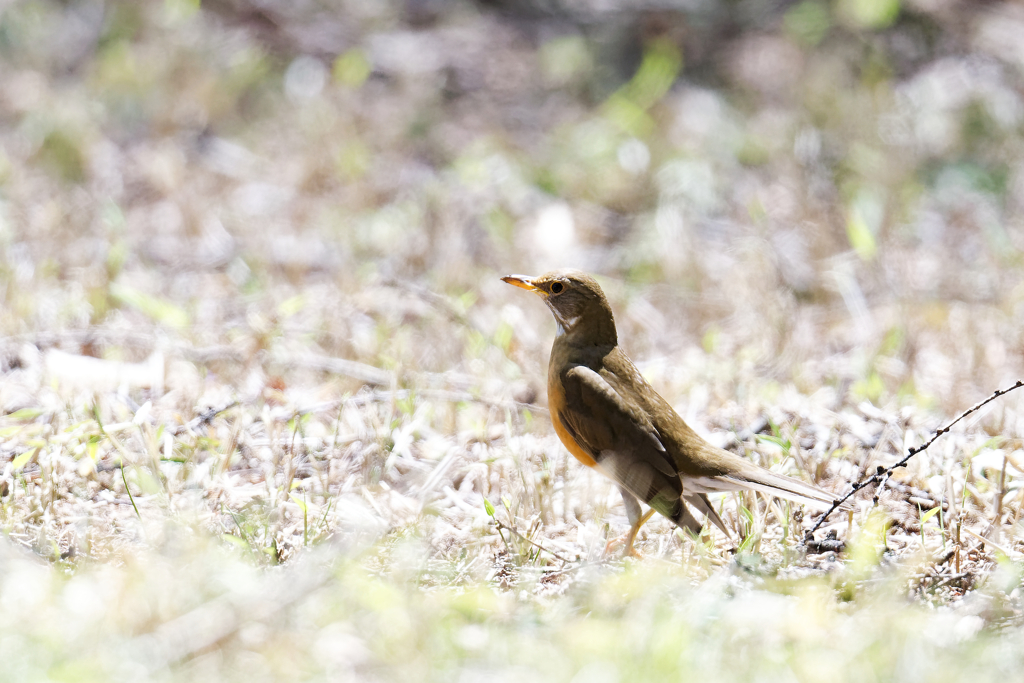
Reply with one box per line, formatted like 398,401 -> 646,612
3,0 -> 1024,680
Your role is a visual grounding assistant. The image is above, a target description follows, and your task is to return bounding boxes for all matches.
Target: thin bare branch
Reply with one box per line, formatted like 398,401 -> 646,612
805,379 -> 1024,541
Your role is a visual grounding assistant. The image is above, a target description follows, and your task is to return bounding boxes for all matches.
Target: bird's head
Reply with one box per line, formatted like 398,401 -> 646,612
501,269 -> 617,346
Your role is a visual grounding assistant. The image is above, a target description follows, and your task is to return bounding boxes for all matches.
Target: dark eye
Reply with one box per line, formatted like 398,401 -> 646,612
550,282 -> 564,294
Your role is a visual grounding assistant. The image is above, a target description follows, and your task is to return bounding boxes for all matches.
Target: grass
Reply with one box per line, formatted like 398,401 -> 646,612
1,531 -> 1023,682
0,374 -> 1021,680
4,0 -> 1024,680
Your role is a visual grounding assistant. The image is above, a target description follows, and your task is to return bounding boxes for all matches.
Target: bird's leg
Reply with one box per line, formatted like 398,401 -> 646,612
606,487 -> 657,557
622,508 -> 657,556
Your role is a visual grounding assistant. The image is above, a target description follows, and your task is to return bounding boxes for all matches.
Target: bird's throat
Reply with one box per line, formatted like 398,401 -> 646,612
551,312 -> 617,348
554,314 -> 580,337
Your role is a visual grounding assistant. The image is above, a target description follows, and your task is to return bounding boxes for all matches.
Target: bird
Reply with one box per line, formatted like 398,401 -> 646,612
502,268 -> 844,555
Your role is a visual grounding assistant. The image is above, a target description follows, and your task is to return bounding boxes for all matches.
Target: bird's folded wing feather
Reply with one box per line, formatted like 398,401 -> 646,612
561,366 -> 674,471
684,493 -> 730,536
559,366 -> 683,512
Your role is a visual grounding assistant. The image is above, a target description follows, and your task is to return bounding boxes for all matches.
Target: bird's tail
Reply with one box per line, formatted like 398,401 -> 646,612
690,463 -> 848,511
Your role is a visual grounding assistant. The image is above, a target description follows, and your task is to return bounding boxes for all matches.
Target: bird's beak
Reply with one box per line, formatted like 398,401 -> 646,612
501,274 -> 541,293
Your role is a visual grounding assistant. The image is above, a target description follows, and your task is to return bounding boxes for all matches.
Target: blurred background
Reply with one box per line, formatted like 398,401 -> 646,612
3,1 -> 1024,680
3,0 -> 1024,414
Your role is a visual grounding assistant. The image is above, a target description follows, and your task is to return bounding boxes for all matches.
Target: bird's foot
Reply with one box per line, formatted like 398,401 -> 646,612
605,534 -> 642,558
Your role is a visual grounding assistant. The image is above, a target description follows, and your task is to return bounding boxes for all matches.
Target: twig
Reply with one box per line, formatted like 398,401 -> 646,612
961,525 -> 1019,558
281,352 -> 392,386
1,330 -> 246,364
873,470 -> 890,505
281,388 -> 542,418
381,276 -> 489,337
804,379 -> 1024,541
492,518 -> 572,564
345,388 -> 544,416
172,402 -> 239,436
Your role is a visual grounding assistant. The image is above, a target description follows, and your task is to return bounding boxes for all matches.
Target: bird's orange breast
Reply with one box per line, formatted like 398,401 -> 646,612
547,370 -> 598,468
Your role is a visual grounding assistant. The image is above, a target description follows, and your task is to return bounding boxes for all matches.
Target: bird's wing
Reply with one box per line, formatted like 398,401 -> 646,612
561,366 -> 673,470
559,365 -> 683,516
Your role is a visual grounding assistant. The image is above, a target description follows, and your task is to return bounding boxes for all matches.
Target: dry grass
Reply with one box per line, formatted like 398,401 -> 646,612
4,0 -> 1024,679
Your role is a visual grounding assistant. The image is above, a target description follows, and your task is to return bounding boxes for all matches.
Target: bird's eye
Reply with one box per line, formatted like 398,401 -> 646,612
550,282 -> 564,294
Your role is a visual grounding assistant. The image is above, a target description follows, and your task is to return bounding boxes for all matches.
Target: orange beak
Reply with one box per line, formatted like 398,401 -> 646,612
501,274 -> 540,292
